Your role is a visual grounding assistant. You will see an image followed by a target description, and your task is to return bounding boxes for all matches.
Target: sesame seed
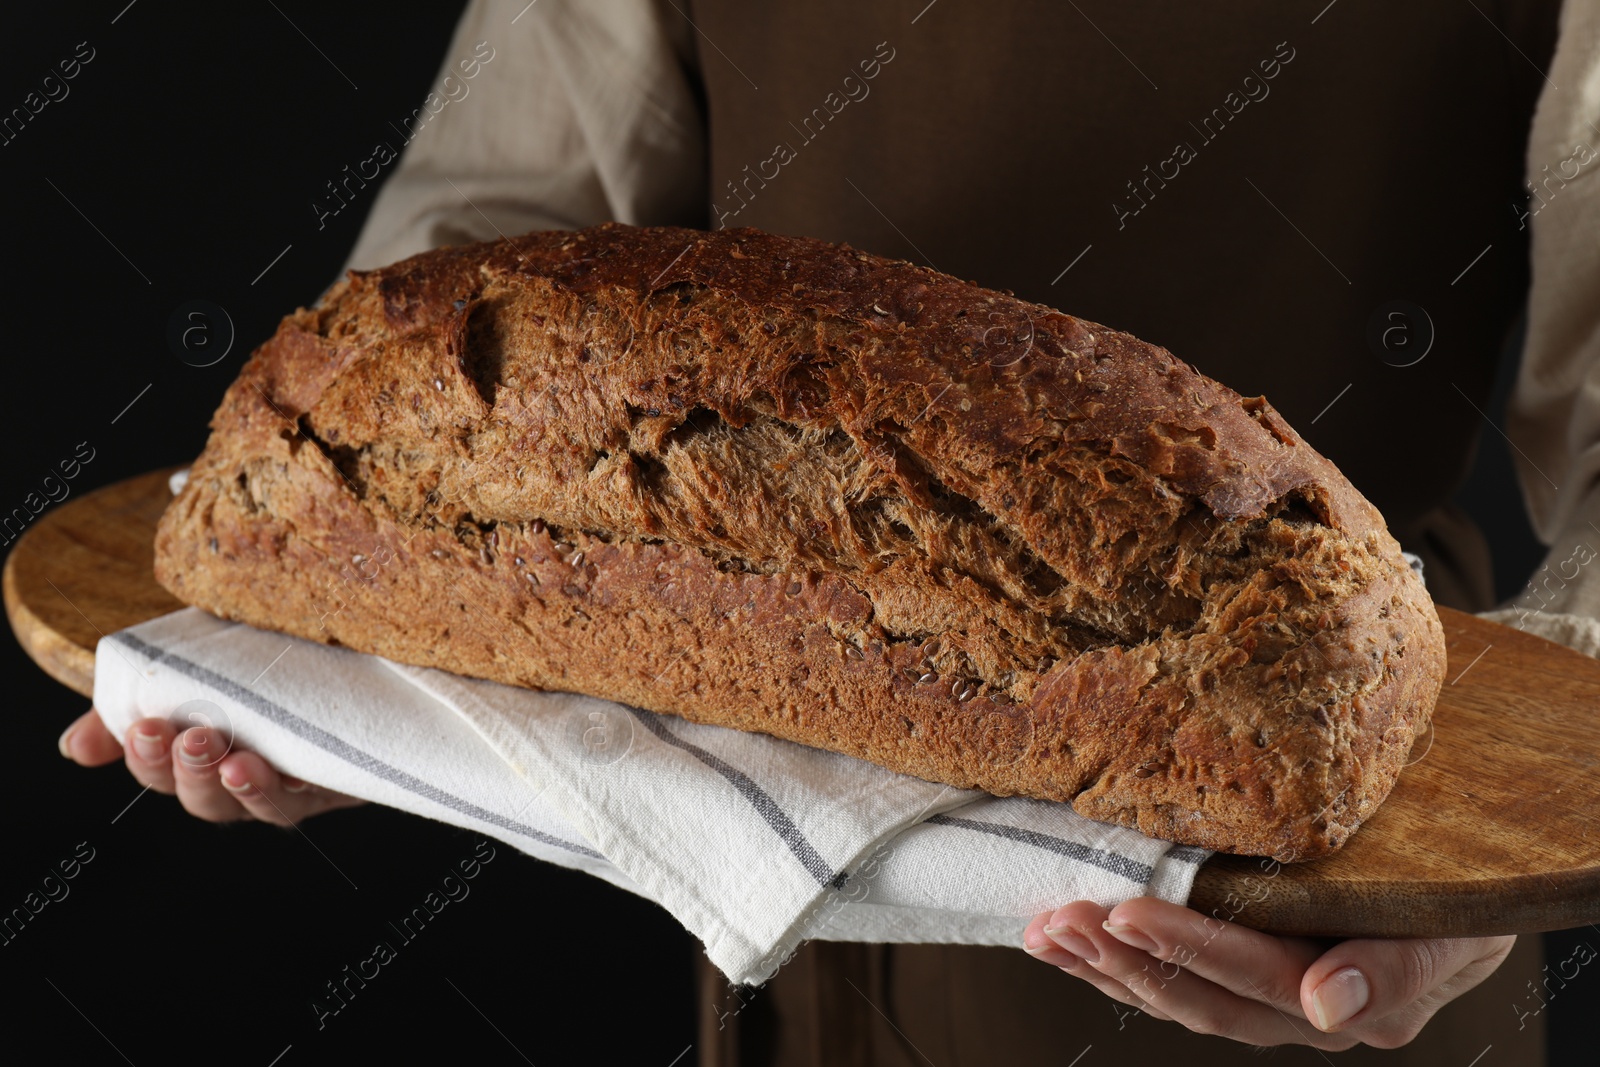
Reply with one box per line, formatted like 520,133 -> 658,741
918,673 -> 938,685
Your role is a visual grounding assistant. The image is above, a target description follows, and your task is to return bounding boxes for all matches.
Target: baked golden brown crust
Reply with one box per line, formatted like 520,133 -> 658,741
153,223 -> 1445,860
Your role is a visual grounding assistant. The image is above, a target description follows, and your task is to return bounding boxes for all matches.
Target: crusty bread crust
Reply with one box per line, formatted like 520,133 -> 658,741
154,224 -> 1445,860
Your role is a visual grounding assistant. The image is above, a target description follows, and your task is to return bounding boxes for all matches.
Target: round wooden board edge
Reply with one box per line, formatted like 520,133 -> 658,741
1191,854 -> 1600,939
3,467 -> 185,699
4,542 -> 96,697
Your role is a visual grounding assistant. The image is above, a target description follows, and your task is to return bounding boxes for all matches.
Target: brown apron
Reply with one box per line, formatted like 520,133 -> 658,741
679,0 -> 1562,1060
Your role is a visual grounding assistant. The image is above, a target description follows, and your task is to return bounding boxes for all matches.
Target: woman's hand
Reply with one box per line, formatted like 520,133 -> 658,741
59,707 -> 364,826
1023,897 -> 1514,1050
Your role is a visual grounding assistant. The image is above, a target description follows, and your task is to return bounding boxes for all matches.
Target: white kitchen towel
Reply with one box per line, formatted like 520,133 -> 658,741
93,608 -> 1209,984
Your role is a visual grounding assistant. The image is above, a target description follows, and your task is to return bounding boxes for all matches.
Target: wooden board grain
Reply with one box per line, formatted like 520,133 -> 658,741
1191,608 -> 1600,938
8,469 -> 1600,937
4,467 -> 185,697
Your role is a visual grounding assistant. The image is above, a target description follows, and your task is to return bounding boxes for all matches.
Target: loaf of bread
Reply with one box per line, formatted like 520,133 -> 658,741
154,223 -> 1445,861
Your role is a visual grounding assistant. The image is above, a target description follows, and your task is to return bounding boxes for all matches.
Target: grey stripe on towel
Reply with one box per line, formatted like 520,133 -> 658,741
926,813 -> 1158,883
627,707 -> 846,889
109,633 -> 605,861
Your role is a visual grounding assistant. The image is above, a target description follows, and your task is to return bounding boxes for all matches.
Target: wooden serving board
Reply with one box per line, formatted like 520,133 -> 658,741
9,470 -> 1600,938
4,467 -> 185,696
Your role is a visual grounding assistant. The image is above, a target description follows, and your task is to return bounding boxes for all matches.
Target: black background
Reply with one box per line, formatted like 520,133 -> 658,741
0,4 -> 695,1065
0,2 -> 1585,1064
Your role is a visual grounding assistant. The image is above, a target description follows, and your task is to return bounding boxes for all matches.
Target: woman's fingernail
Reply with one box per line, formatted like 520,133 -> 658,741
1310,967 -> 1370,1031
1103,921 -> 1160,954
1024,939 -> 1082,969
131,730 -> 166,763
57,724 -> 77,759
221,773 -> 254,795
177,730 -> 215,768
1042,923 -> 1099,963
283,778 -> 310,793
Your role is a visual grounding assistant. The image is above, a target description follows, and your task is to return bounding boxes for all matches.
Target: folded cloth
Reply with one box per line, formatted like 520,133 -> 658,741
94,608 -> 1209,984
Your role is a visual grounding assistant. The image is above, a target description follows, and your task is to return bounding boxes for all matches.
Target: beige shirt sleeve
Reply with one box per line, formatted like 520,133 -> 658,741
1498,0 -> 1600,651
343,0 -> 704,272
